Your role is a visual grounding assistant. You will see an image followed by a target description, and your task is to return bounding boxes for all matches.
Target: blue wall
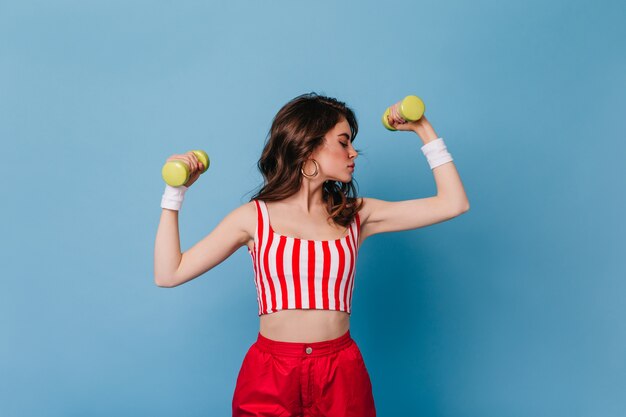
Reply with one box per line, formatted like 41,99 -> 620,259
1,1 -> 624,416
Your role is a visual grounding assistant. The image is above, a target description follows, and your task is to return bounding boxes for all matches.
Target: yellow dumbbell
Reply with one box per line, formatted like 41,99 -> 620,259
382,95 -> 425,131
162,150 -> 210,187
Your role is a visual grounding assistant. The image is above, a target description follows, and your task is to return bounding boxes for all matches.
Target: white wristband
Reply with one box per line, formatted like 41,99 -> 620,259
421,137 -> 453,169
161,184 -> 188,211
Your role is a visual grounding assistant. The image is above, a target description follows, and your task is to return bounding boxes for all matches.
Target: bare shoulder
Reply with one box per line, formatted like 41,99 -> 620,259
356,197 -> 375,225
230,200 -> 257,243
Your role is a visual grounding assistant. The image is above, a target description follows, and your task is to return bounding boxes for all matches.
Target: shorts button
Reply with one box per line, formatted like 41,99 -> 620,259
305,347 -> 313,354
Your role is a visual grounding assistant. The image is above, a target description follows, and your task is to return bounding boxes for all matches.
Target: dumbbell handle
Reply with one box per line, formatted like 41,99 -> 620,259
162,150 -> 210,187
382,95 -> 425,131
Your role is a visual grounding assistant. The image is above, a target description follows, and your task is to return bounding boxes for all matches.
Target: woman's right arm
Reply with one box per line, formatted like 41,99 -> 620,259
153,202 -> 254,287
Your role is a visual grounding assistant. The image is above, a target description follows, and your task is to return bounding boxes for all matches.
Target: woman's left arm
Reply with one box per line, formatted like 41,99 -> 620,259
359,113 -> 470,241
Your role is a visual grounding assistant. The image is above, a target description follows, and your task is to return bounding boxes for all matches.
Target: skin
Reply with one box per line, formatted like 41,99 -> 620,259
154,113 -> 470,343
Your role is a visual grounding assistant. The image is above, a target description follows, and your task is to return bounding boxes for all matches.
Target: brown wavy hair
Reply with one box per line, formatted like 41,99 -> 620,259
249,92 -> 364,227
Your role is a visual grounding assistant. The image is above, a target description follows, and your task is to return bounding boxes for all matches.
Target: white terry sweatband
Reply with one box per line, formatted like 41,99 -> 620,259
161,184 -> 188,211
420,137 -> 453,169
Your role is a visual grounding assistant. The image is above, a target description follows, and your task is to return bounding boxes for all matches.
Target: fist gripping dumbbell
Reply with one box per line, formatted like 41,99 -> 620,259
162,150 -> 210,187
382,95 -> 426,131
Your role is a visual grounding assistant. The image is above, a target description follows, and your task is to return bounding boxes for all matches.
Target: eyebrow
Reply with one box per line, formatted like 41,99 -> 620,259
337,133 -> 351,141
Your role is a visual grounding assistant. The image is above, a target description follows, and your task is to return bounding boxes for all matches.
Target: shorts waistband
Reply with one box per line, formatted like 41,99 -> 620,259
255,330 -> 354,357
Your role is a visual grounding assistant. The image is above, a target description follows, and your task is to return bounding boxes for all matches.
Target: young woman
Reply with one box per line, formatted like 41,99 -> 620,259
154,93 -> 469,416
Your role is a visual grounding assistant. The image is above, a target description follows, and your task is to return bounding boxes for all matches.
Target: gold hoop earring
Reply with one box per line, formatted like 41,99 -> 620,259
301,159 -> 319,178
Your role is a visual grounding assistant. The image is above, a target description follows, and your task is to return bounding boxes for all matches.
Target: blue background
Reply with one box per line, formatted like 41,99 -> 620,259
1,0 -> 624,416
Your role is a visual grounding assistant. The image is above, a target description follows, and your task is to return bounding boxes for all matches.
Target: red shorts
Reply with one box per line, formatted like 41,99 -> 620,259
232,329 -> 376,417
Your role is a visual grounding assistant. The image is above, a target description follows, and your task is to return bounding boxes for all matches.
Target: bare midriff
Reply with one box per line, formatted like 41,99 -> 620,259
259,309 -> 350,343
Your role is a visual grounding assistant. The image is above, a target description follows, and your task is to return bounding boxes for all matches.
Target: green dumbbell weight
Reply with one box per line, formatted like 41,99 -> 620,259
162,150 -> 210,187
382,95 -> 426,131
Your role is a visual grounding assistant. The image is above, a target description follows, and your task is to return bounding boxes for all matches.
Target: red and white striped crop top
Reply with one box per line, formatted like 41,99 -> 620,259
247,200 -> 361,316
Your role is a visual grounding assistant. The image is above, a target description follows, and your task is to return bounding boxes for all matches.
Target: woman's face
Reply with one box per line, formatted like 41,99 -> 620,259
308,118 -> 358,183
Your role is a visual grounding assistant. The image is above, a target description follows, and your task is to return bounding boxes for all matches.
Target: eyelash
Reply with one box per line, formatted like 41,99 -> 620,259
340,142 -> 348,147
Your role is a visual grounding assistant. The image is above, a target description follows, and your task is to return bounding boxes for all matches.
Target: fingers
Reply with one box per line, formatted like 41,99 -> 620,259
390,103 -> 407,125
187,151 -> 200,172
166,152 -> 202,172
389,102 -> 428,132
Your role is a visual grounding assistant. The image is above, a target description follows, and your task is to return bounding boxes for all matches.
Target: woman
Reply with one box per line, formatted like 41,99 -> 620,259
154,93 -> 469,416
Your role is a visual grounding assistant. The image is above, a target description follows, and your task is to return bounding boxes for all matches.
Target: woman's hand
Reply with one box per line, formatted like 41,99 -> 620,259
387,104 -> 439,143
165,151 -> 205,188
